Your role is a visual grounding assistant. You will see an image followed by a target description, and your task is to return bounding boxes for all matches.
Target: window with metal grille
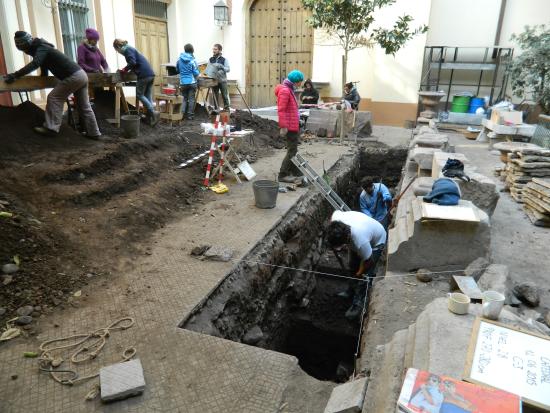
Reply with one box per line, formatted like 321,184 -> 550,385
58,0 -> 90,61
134,0 -> 167,20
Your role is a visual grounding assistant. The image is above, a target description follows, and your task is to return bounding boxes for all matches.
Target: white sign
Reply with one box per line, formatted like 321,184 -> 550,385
465,318 -> 550,410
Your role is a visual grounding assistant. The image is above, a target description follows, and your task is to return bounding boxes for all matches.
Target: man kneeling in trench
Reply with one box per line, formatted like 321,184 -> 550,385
326,210 -> 387,320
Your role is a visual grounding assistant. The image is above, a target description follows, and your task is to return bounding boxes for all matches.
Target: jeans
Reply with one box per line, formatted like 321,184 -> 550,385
181,83 -> 197,116
214,81 -> 230,109
349,246 -> 384,307
278,131 -> 303,178
44,69 -> 100,136
136,76 -> 155,114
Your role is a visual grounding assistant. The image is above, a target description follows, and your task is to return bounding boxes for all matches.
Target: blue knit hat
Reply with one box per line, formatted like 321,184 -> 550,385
287,70 -> 304,83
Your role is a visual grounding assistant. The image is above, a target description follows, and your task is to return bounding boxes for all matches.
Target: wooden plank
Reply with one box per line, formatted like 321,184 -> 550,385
524,205 -> 550,227
532,178 -> 550,191
0,76 -> 58,92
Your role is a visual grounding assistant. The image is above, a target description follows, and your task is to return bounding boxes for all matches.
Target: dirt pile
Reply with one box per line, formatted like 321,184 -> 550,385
0,101 -> 279,324
0,102 -> 90,159
232,110 -> 284,149
0,193 -> 87,326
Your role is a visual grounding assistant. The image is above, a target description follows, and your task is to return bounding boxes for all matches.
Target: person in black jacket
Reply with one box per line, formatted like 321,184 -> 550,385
344,82 -> 361,110
3,31 -> 101,138
300,79 -> 319,106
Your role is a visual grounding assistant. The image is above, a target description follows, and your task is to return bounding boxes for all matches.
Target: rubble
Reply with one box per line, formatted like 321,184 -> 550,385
513,282 -> 540,307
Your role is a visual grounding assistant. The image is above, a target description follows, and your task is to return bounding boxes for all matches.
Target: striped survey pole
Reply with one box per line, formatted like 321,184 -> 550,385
217,122 -> 228,184
203,115 -> 220,187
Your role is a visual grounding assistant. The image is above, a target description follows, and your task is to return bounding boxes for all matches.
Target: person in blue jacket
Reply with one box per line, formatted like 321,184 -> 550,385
176,44 -> 200,120
113,39 -> 159,126
359,178 -> 393,228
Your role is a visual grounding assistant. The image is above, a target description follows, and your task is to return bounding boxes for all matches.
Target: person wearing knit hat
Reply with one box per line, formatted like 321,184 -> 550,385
77,28 -> 109,74
274,69 -> 305,183
4,31 -> 101,138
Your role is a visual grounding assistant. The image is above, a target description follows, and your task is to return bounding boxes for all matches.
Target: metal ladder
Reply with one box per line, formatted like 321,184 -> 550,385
291,154 -> 351,212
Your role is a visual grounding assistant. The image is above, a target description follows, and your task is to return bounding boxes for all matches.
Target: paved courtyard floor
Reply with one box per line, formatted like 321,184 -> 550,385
0,142 -> 352,413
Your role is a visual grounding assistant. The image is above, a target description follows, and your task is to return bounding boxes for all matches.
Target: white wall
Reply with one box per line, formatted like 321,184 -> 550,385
99,0 -> 135,71
313,0 -> 431,104
168,0 -> 246,90
499,0 -> 550,49
427,0 -> 501,47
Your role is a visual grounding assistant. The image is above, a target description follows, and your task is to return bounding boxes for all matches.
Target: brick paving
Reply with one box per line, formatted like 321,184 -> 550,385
0,142 -> 351,413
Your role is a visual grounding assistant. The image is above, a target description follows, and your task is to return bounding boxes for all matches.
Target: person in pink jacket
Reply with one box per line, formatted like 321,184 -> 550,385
275,69 -> 304,183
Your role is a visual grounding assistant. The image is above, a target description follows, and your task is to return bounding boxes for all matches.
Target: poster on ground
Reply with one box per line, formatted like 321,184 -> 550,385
397,368 -> 521,413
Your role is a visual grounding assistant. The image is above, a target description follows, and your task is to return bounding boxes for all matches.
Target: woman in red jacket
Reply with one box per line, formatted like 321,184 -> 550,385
276,70 -> 305,183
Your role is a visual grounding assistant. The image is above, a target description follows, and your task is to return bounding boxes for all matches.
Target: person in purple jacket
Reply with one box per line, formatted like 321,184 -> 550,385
77,28 -> 109,74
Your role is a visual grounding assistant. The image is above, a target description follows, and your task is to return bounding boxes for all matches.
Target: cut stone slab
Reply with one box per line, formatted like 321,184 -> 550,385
410,147 -> 441,170
431,151 -> 469,178
477,264 -> 509,295
458,171 -> 499,216
100,359 -> 146,402
388,198 -> 490,272
410,134 -> 449,150
324,377 -> 367,413
463,257 -> 490,282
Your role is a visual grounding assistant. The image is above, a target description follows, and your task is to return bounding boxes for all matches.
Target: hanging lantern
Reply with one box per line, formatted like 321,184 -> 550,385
214,0 -> 229,27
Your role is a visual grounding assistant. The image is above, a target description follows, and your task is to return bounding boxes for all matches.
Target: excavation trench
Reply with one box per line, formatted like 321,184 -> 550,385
182,147 -> 407,382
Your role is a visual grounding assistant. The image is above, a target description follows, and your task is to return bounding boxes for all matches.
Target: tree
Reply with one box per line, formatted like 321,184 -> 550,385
301,0 -> 427,88
509,25 -> 550,114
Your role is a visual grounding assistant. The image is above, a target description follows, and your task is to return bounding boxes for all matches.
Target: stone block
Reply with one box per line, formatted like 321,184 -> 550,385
412,177 -> 435,196
324,378 -> 367,413
411,172 -> 499,217
463,257 -> 490,282
477,264 -> 509,294
410,148 -> 441,170
100,359 -> 146,402
458,171 -> 499,216
431,152 -> 469,178
410,134 -> 448,150
388,198 -> 490,272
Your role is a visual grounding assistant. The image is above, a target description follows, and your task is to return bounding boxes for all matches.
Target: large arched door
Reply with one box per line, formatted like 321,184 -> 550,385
248,0 -> 313,107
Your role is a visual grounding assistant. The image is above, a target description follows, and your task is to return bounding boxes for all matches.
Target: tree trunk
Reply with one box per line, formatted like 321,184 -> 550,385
342,49 -> 348,89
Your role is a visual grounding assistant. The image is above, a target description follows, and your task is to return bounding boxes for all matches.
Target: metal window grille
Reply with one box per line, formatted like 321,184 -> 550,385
531,115 -> 550,149
58,0 -> 89,61
134,0 -> 167,20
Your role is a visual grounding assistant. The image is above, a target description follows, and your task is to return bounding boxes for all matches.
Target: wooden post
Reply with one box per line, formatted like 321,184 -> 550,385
115,84 -> 121,128
50,0 -> 64,53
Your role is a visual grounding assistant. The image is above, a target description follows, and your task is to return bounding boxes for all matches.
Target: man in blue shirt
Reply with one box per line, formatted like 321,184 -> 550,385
359,178 -> 393,228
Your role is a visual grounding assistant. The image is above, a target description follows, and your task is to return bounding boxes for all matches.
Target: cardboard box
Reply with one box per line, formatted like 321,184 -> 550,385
490,109 -> 523,125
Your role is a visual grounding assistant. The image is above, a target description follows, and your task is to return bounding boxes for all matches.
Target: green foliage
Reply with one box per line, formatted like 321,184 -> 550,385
509,25 -> 550,114
301,0 -> 427,55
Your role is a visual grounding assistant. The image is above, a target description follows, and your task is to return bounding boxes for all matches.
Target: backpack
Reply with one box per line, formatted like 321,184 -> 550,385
442,159 -> 470,182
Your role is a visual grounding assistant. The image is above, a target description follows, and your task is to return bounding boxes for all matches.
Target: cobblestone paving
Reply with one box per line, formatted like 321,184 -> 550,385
0,143 -> 352,413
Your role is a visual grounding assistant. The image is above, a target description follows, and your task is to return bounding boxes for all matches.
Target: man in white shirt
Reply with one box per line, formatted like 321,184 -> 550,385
327,210 -> 387,319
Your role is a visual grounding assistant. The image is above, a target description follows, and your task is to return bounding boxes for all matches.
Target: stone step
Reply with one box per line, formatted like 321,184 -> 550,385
363,328 -> 408,413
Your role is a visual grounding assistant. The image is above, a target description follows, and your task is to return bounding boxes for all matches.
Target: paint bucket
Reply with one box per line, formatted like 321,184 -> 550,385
253,180 -> 279,209
468,97 -> 485,114
450,95 -> 471,113
121,115 -> 140,139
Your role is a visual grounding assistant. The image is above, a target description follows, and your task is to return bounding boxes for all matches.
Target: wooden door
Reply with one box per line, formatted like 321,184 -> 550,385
248,0 -> 312,107
134,15 -> 169,84
0,33 -> 13,106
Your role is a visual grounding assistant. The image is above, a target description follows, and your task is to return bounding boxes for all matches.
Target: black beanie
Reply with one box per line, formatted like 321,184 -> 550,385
14,31 -> 33,47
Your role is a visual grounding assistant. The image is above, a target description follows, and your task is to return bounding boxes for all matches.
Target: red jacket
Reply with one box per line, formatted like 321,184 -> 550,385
275,80 -> 300,132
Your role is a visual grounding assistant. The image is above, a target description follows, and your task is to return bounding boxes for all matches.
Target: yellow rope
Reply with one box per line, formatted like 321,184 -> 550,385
38,317 -> 136,388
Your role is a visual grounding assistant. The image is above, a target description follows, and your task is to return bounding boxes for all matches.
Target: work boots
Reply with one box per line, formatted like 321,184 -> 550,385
148,111 -> 161,127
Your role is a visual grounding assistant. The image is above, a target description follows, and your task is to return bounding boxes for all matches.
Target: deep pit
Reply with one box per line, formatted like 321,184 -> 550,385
182,147 -> 408,382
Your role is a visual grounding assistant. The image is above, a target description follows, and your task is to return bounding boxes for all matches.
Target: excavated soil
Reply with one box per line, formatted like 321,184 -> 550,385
0,99 -> 280,325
